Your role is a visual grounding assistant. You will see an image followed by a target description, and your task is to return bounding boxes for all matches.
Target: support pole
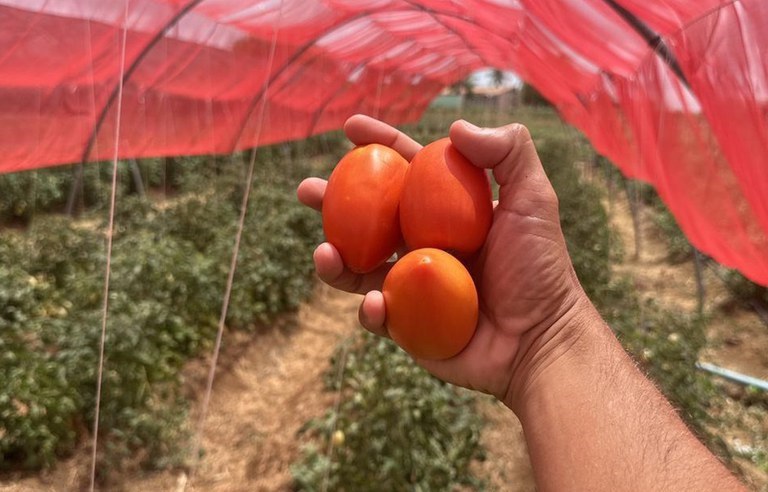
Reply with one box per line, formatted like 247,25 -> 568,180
624,179 -> 642,260
693,248 -> 706,316
130,159 -> 145,197
65,164 -> 85,216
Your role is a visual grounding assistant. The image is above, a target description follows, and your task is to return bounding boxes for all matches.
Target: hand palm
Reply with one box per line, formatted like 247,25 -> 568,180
297,116 -> 581,401
418,125 -> 579,399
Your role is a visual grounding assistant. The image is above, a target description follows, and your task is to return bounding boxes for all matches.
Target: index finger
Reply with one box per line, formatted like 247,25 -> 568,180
296,177 -> 326,212
344,114 -> 422,161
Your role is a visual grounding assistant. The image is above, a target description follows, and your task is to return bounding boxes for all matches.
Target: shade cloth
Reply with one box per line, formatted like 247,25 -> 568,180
1,0 -> 766,284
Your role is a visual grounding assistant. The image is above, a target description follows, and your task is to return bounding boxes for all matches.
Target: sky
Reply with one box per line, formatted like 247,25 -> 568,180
470,69 -> 523,89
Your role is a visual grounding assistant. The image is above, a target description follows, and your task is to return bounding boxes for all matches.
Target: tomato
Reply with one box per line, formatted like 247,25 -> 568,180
322,144 -> 409,273
331,430 -> 345,446
382,248 -> 478,360
399,138 -> 492,255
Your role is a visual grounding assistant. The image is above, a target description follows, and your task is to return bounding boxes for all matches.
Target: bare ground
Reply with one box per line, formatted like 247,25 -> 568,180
604,192 -> 768,380
471,399 -> 534,491
135,283 -> 361,492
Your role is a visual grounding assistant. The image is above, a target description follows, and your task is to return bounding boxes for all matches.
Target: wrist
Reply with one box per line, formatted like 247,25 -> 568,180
500,292 -> 745,492
502,290 -> 608,413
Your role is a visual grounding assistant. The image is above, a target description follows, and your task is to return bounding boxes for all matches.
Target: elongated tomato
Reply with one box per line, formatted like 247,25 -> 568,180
322,144 -> 409,273
400,138 -> 492,254
383,248 -> 478,360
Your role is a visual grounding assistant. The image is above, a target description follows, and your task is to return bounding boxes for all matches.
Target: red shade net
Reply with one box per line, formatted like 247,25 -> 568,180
1,0 -> 767,285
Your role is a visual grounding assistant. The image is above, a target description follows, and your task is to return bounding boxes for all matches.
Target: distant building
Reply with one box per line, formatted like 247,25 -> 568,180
430,85 -> 520,111
429,93 -> 464,110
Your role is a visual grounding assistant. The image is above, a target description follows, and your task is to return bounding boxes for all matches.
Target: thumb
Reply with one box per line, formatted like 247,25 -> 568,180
449,120 -> 557,208
449,120 -> 548,186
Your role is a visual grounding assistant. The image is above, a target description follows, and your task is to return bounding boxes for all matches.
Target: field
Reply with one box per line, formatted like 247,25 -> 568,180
0,106 -> 766,491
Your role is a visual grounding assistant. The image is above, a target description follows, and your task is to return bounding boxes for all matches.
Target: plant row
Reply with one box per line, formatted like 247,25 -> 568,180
0,151 -> 326,473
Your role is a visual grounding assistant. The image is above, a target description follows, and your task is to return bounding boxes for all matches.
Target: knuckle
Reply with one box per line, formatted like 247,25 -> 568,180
508,123 -> 532,143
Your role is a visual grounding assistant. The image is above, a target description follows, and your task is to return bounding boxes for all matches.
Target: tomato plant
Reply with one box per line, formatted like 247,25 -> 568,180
292,332 -> 484,491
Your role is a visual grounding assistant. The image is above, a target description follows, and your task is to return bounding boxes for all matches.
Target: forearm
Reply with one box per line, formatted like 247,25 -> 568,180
507,302 -> 744,492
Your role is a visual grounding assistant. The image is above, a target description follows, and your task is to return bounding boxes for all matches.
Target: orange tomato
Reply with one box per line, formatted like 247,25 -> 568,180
399,138 -> 492,255
322,144 -> 409,273
382,248 -> 478,360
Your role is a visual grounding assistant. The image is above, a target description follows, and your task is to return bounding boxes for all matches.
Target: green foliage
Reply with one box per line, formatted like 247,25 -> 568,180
109,231 -> 220,355
0,148 -> 326,473
537,135 -> 615,300
596,155 -> 693,264
0,127 -> 344,222
720,269 -> 768,308
0,264 -> 80,469
623,178 -> 692,264
0,222 -> 202,470
599,281 -> 716,431
623,179 -> 659,207
227,186 -> 322,327
521,83 -> 551,107
0,168 -> 70,222
652,206 -> 692,264
292,334 -> 484,491
21,216 -> 105,303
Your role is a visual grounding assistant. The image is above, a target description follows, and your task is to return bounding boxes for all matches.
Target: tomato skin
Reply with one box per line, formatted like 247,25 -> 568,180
399,138 -> 492,254
322,144 -> 409,273
383,248 -> 478,360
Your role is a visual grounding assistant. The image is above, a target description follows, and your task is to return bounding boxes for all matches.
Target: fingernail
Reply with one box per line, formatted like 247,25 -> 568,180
358,300 -> 369,326
313,243 -> 325,259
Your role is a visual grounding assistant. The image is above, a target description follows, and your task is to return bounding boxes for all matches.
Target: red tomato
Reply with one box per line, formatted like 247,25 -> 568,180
322,144 -> 409,273
399,138 -> 492,254
383,248 -> 478,360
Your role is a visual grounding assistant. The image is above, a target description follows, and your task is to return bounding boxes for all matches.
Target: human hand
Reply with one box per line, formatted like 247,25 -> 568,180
297,115 -> 590,408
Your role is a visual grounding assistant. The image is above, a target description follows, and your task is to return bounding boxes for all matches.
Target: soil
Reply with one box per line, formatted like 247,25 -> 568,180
603,188 -> 768,380
470,399 -> 535,491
